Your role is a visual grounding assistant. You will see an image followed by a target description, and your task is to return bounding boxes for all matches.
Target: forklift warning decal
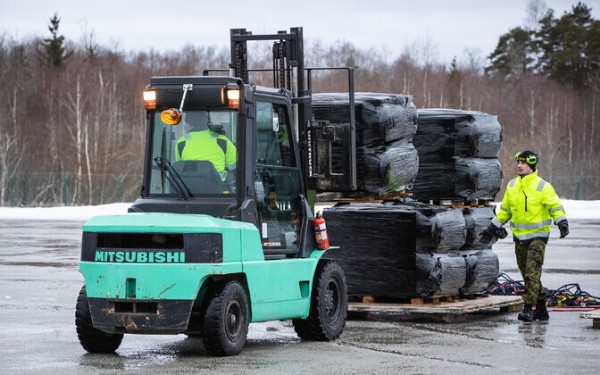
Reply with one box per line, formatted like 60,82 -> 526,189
94,251 -> 185,263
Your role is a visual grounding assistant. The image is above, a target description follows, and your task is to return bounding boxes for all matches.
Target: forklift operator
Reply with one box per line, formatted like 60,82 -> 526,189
175,111 -> 237,183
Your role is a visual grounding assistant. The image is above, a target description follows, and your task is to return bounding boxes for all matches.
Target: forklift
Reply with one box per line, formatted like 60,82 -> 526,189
75,27 -> 356,356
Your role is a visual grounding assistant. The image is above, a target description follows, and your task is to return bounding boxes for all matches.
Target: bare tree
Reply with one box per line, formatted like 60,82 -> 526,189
525,0 -> 548,30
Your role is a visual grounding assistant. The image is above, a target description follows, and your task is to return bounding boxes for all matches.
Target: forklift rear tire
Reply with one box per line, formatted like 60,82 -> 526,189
202,281 -> 249,356
75,285 -> 123,353
292,260 -> 347,341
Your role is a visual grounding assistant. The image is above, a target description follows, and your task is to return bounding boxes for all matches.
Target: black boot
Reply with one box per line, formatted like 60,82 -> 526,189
518,303 -> 534,322
533,300 -> 549,321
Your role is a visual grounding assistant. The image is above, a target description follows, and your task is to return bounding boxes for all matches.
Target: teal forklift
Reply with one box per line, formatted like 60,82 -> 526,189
75,28 -> 355,356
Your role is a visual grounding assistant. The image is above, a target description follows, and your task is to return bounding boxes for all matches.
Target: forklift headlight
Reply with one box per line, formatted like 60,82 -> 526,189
224,88 -> 240,109
143,90 -> 157,110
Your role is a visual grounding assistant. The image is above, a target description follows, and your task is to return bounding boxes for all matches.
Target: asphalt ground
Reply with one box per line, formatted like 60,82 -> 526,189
0,218 -> 598,374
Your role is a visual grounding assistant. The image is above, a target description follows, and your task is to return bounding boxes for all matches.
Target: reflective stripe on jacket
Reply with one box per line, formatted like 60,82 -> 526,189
493,170 -> 566,241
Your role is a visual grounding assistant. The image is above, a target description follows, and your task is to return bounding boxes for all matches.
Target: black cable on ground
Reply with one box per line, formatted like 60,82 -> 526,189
486,274 -> 600,307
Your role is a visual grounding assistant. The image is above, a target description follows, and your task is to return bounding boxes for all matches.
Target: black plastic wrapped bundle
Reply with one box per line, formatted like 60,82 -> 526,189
415,109 -> 502,159
460,250 -> 499,295
454,157 -> 503,200
400,201 -> 466,252
323,203 -> 466,298
410,125 -> 453,163
411,162 -> 455,198
416,252 -> 467,296
457,113 -> 502,158
312,92 -> 417,146
412,157 -> 502,201
357,141 -> 419,195
324,202 -> 501,298
462,206 -> 497,249
324,203 -> 419,297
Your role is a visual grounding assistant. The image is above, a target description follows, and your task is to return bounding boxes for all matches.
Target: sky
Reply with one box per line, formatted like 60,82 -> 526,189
2,0 -> 600,65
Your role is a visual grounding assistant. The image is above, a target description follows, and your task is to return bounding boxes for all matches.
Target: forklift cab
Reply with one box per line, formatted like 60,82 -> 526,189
133,77 -> 312,259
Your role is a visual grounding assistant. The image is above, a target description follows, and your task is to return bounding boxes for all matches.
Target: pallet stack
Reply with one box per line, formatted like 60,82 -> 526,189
411,109 -> 503,202
312,93 -> 419,196
313,101 -> 504,299
324,201 -> 500,298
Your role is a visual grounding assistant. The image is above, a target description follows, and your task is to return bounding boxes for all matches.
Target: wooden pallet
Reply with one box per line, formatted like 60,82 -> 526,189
347,295 -> 523,323
315,191 -> 412,204
433,199 -> 495,208
580,311 -> 600,329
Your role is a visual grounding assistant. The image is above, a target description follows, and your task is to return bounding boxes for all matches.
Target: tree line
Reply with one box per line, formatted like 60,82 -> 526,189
0,1 -> 599,206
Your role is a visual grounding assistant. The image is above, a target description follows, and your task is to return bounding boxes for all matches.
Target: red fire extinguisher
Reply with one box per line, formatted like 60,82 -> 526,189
313,211 -> 330,250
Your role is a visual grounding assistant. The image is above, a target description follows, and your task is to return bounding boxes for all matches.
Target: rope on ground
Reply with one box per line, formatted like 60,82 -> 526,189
545,283 -> 600,307
485,273 -> 600,307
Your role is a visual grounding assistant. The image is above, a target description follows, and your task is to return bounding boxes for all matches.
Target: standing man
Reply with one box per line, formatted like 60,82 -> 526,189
481,150 -> 569,322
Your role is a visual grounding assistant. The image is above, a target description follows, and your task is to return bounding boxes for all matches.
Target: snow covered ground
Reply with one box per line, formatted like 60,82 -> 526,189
0,199 -> 598,221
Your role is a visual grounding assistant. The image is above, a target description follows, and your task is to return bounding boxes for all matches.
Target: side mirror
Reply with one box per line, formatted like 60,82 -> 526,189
160,108 -> 182,125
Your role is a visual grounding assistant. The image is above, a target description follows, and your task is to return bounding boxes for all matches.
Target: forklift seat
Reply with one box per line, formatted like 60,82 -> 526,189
172,160 -> 224,195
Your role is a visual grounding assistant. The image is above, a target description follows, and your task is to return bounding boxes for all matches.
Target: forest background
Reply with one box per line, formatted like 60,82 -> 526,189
1,2 -> 599,206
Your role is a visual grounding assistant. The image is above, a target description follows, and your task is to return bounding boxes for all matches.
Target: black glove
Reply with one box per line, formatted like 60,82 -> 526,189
480,223 -> 508,244
558,220 -> 569,238
480,228 -> 494,244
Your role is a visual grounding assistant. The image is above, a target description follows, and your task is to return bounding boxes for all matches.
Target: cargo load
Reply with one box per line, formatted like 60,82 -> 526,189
412,109 -> 503,202
312,93 -> 419,195
324,202 -> 499,298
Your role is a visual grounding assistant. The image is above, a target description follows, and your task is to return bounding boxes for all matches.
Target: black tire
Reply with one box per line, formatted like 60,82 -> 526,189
292,260 -> 347,341
75,285 -> 123,353
202,281 -> 249,356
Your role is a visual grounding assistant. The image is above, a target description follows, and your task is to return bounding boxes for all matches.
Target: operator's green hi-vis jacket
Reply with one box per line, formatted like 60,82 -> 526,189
492,170 -> 566,241
176,130 -> 237,181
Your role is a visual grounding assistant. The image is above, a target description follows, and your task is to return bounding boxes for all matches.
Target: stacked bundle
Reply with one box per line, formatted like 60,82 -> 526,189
412,109 -> 503,202
312,93 -> 419,196
324,201 -> 499,298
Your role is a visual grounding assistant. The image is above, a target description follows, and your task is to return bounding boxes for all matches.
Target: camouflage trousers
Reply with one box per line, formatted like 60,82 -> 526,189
515,239 -> 547,305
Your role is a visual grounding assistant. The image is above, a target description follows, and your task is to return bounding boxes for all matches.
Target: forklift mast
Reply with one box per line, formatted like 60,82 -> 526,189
230,28 -> 312,188
229,27 -> 357,194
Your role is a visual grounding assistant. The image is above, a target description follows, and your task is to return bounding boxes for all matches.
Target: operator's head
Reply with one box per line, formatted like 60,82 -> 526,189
515,150 -> 537,175
182,111 -> 209,132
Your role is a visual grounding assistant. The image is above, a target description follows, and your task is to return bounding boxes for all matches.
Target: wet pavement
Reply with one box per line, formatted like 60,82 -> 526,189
0,218 -> 598,374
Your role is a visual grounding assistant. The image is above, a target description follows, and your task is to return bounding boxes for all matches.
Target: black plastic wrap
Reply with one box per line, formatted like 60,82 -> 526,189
416,252 -> 467,296
324,202 -> 500,298
455,157 -> 503,199
412,157 -> 502,201
357,140 -> 419,195
399,201 -> 466,252
312,92 -> 417,146
460,250 -> 499,295
414,109 -> 502,159
324,203 -> 418,297
462,206 -> 498,249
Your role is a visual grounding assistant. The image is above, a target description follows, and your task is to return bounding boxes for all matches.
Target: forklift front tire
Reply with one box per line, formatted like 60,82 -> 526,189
292,260 -> 347,341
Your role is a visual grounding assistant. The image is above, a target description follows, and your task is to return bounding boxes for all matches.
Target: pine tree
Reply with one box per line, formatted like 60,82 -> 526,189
535,2 -> 600,87
40,13 -> 70,67
485,27 -> 535,78
446,57 -> 463,108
